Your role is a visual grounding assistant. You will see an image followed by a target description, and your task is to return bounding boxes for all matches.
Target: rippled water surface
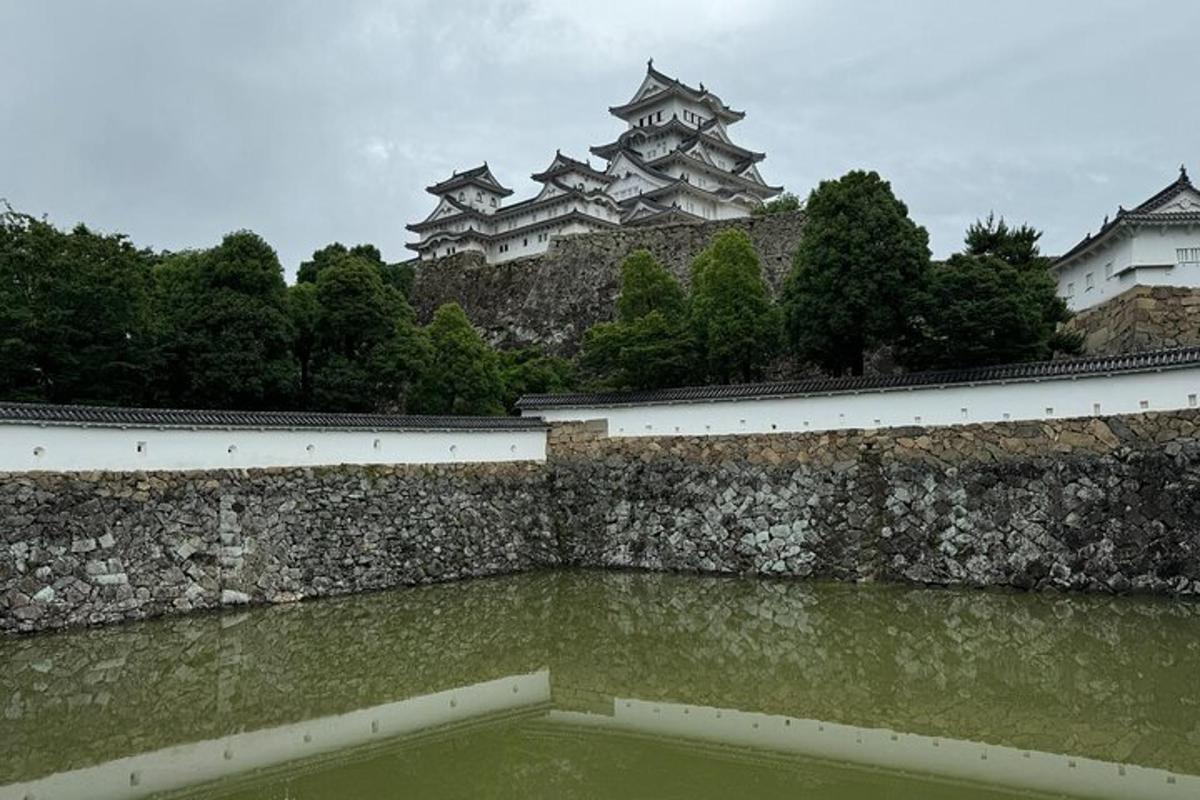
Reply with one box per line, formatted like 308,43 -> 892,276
3,572 -> 1200,799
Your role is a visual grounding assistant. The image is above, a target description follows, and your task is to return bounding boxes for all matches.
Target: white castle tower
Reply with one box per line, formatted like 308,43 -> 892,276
407,62 -> 782,263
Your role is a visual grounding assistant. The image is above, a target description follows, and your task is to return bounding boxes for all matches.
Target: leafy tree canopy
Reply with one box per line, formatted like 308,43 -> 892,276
781,170 -> 931,375
498,346 -> 576,412
580,250 -> 696,390
152,230 -> 296,410
615,249 -> 685,323
689,229 -> 779,383
0,207 -> 156,405
900,217 -> 1080,371
411,303 -> 505,416
297,241 -> 414,297
752,192 -> 802,216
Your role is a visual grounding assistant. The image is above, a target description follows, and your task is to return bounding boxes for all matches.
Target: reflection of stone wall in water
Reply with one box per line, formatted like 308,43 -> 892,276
1063,285 -> 1200,355
3,574 -> 1199,785
407,211 -> 805,356
4,410 -> 1200,636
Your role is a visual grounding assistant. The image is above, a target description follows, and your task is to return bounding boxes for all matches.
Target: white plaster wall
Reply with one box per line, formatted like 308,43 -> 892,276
1,426 -> 547,473
1058,227 -> 1200,312
526,368 -> 1200,438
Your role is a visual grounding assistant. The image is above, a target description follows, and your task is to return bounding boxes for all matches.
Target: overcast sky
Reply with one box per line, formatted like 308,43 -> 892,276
2,0 -> 1197,276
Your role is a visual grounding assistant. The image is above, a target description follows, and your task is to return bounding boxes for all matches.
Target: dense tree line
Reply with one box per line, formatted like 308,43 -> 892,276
0,171 -> 1079,415
0,206 -> 567,414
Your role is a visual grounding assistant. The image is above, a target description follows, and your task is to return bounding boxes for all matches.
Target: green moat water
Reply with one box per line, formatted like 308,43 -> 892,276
3,572 -> 1199,799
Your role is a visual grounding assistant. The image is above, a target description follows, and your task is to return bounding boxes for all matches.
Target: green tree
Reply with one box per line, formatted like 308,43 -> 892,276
615,249 -> 685,322
781,170 -> 931,375
498,347 -> 577,412
579,250 -> 696,390
900,216 -> 1080,370
286,282 -> 320,406
964,213 -> 1042,266
308,255 -> 427,412
0,207 -> 155,405
411,303 -> 505,416
152,231 -> 296,409
752,192 -> 802,216
298,241 -> 414,297
688,229 -> 779,383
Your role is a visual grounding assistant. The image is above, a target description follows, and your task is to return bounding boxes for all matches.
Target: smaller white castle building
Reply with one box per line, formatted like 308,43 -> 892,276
1053,166 -> 1200,312
407,61 -> 782,264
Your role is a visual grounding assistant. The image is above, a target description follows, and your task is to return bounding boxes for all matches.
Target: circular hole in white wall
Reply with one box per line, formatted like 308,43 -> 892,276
373,438 -> 382,450
449,444 -> 457,454
306,444 -> 315,453
227,445 -> 237,454
509,444 -> 517,452
33,446 -> 45,458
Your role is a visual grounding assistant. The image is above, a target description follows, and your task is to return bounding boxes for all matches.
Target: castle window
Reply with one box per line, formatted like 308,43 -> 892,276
1179,248 -> 1200,267
1104,262 -> 1113,279
1085,272 -> 1094,290
657,110 -> 662,122
1066,282 -> 1075,298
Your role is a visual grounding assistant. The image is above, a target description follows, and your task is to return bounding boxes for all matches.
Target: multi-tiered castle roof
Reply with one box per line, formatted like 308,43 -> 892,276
408,61 -> 782,263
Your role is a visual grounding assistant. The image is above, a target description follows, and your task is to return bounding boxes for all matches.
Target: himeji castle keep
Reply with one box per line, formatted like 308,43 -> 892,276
407,61 -> 783,263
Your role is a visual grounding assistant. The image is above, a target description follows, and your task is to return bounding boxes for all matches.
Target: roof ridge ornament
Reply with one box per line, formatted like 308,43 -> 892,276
1182,164 -> 1191,183
647,57 -> 653,69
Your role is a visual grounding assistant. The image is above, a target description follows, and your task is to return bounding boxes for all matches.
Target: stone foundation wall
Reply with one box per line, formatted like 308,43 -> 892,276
1063,285 -> 1200,355
407,211 -> 805,355
551,413 -> 1200,596
1,463 -> 557,634
5,410 -> 1200,634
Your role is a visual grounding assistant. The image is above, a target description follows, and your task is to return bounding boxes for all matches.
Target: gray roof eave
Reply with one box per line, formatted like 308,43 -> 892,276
0,403 -> 547,433
516,346 -> 1200,411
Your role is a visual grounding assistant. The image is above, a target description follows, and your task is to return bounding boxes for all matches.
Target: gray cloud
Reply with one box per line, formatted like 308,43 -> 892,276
2,0 -> 1197,275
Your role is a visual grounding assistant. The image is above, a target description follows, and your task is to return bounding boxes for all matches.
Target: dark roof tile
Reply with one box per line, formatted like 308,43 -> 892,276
516,347 -> 1200,410
0,402 -> 546,431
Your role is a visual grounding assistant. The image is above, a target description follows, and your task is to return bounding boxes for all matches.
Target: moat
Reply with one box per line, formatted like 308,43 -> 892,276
3,571 -> 1199,799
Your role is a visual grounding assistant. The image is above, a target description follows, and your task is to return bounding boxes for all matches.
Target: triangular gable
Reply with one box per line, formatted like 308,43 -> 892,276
682,141 -> 717,167
630,73 -> 668,104
606,151 -> 672,187
702,120 -> 732,144
420,196 -> 467,224
1148,186 -> 1200,214
738,164 -> 767,186
470,165 -> 506,193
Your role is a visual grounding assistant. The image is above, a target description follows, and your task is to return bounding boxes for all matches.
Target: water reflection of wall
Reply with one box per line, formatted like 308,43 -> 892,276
6,670 -> 1197,800
4,574 -> 1199,788
0,672 -> 551,800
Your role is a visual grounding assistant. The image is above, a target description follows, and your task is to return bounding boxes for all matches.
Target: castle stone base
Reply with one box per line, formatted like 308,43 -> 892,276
1064,285 -> 1200,356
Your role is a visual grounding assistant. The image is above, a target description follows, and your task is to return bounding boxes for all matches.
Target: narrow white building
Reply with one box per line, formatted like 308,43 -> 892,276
1053,166 -> 1200,312
407,61 -> 782,264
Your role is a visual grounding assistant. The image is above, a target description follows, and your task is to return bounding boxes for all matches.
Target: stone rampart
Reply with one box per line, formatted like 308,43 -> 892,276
4,409 -> 1200,634
407,211 -> 805,355
1064,285 -> 1200,355
1,463 -> 557,634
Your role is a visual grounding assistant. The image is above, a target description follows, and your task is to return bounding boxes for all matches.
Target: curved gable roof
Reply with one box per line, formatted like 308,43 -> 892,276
1056,167 -> 1199,266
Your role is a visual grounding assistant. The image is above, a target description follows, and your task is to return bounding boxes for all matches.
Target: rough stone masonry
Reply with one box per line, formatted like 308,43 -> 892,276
4,410 -> 1200,634
407,210 -> 806,356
